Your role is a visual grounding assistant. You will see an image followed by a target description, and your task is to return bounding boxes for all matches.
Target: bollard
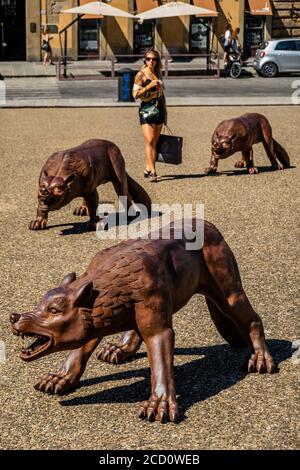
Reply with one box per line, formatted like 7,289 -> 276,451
117,68 -> 135,102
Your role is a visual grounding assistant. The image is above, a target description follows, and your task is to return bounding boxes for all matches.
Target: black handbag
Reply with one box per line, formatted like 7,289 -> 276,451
139,101 -> 159,121
41,41 -> 50,52
156,126 -> 183,165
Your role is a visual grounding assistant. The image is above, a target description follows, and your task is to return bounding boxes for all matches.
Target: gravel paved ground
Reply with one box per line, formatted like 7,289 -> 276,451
0,107 -> 299,450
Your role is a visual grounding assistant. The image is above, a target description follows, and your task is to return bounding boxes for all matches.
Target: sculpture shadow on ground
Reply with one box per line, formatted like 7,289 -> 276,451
59,339 -> 291,422
47,208 -> 161,236
47,221 -> 90,235
160,165 -> 296,182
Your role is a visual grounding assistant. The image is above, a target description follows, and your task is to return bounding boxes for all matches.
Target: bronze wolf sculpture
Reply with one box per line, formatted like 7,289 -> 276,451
206,113 -> 290,175
29,139 -> 152,231
11,219 -> 275,423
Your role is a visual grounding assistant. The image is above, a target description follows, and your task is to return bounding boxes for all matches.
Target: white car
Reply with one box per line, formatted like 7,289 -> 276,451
253,38 -> 300,77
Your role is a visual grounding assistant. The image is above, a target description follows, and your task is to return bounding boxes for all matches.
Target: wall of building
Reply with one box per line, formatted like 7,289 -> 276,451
26,0 -> 41,61
211,0 -> 244,52
39,0 -> 78,60
23,1 -> 300,62
272,0 -> 300,37
159,0 -> 190,54
100,0 -> 134,58
157,16 -> 190,54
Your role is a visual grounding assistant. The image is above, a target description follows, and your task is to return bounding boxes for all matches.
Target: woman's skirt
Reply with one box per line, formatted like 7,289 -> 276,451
139,98 -> 165,126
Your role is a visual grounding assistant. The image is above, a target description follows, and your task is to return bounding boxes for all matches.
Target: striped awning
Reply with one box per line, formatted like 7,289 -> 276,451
248,0 -> 272,16
192,0 -> 218,17
135,0 -> 159,14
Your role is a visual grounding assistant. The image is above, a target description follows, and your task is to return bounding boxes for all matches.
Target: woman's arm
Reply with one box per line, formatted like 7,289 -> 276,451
132,72 -> 145,99
132,71 -> 159,100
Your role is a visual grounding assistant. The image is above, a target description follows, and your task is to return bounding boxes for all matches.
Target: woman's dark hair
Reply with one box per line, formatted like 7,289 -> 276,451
143,48 -> 162,78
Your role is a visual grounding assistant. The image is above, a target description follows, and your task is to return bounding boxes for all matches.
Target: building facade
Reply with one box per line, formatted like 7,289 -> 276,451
0,1 -> 299,61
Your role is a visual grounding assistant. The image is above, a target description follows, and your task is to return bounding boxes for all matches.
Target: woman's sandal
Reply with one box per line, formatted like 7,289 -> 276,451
150,172 -> 159,182
144,169 -> 152,178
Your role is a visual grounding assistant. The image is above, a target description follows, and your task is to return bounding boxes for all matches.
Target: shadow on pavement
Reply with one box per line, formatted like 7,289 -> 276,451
47,221 -> 89,235
220,69 -> 254,79
48,210 -> 161,235
160,166 -> 295,181
60,339 -> 291,422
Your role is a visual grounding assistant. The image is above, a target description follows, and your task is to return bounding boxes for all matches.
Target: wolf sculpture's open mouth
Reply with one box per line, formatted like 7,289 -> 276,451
12,328 -> 52,361
39,195 -> 57,208
214,147 -> 227,156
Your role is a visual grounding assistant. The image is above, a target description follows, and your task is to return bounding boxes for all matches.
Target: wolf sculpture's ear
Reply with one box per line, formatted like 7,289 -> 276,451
64,173 -> 75,188
60,272 -> 76,287
74,282 -> 93,307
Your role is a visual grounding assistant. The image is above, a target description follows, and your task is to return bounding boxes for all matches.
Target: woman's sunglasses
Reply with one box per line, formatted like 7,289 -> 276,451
146,57 -> 158,62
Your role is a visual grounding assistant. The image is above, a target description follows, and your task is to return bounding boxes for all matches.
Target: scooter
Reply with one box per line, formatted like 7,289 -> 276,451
225,50 -> 242,78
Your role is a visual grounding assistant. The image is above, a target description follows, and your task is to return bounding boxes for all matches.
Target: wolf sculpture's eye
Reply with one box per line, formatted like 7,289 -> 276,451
50,307 -> 59,314
52,186 -> 64,196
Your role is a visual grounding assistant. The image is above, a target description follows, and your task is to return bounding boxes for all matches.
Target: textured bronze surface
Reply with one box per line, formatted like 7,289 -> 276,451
206,113 -> 290,175
29,139 -> 152,231
11,219 -> 275,422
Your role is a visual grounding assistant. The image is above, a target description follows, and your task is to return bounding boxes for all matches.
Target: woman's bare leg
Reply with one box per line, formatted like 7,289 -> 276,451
154,124 -> 163,146
141,123 -> 156,174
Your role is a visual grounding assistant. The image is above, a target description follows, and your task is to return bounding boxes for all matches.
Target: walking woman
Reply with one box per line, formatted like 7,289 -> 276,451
223,24 -> 232,66
132,49 -> 167,182
41,27 -> 53,66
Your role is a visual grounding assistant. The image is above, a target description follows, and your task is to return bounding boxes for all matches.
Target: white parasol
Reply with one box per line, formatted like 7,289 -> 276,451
61,1 -> 135,18
135,1 -> 217,20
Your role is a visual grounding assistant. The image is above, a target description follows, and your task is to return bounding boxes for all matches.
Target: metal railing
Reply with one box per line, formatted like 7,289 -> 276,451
163,53 -> 221,79
56,53 -> 221,80
56,55 -> 116,80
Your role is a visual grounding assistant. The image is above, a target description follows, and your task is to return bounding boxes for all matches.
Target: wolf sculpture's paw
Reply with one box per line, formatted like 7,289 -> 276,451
29,217 -> 47,230
96,342 -> 136,364
34,371 -> 79,395
73,205 -> 88,216
138,393 -> 179,423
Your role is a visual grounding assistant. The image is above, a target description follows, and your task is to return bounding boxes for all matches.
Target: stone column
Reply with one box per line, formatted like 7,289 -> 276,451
155,19 -> 163,55
237,0 -> 245,49
100,18 -> 108,59
127,0 -> 134,53
26,0 -> 41,61
265,15 -> 272,41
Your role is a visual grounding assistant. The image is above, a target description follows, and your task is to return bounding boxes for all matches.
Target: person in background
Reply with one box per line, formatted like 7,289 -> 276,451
231,27 -> 241,56
41,27 -> 53,66
223,24 -> 233,66
132,49 -> 167,183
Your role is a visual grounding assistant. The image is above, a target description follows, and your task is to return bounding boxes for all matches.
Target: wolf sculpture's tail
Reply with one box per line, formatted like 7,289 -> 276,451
126,173 -> 152,213
273,139 -> 290,168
